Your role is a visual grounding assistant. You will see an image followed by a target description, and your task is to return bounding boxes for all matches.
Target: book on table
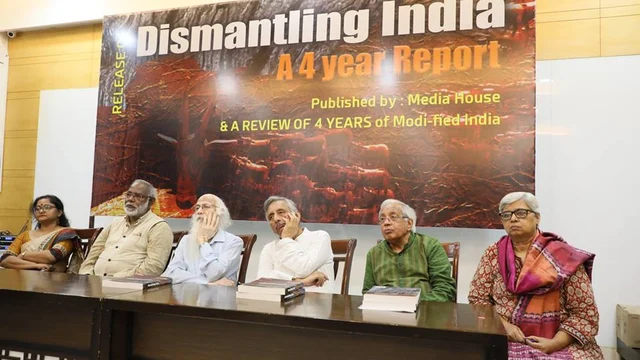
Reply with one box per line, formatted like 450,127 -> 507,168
236,278 -> 305,302
360,286 -> 421,313
101,275 -> 172,290
237,278 -> 304,295
236,287 -> 306,302
362,309 -> 419,326
237,291 -> 305,313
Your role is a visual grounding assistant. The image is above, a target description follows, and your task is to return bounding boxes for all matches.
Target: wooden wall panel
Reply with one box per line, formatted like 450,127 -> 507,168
8,26 -> 95,59
3,138 -> 37,170
0,24 -> 102,233
601,0 -> 640,7
0,176 -> 35,209
601,4 -> 640,16
0,217 -> 31,234
537,0 -> 600,13
90,53 -> 101,87
537,0 -> 640,59
601,15 -> 640,56
5,98 -> 39,131
537,19 -> 601,60
537,9 -> 600,23
8,58 -> 95,92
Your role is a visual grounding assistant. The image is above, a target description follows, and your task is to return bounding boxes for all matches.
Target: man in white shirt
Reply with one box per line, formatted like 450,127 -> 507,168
257,196 -> 335,293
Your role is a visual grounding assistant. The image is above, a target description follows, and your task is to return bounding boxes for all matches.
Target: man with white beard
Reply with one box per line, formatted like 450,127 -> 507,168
162,194 -> 243,285
80,180 -> 173,277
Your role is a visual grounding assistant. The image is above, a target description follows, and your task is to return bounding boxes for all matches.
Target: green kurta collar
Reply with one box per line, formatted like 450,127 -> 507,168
384,231 -> 417,255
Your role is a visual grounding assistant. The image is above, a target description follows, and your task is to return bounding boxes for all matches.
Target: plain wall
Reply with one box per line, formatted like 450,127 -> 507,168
33,88 -> 98,230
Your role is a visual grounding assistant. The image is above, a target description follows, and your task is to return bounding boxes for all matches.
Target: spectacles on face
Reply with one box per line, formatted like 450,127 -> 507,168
192,203 -> 216,212
378,215 -> 409,224
124,191 -> 149,201
34,204 -> 56,212
499,208 -> 536,221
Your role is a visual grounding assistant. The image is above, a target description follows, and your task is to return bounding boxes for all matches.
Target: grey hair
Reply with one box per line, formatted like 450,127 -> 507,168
263,196 -> 299,220
379,199 -> 417,232
210,195 -> 232,230
131,179 -> 158,199
498,192 -> 540,214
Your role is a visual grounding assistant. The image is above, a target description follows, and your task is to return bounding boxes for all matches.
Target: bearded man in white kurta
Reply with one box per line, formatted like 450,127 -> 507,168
256,196 -> 335,293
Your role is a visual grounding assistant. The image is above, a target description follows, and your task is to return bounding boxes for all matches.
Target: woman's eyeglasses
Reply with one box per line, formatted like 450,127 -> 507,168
499,209 -> 536,221
34,204 -> 56,212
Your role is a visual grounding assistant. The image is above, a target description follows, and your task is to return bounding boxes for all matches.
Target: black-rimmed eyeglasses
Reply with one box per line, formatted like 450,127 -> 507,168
499,209 -> 536,221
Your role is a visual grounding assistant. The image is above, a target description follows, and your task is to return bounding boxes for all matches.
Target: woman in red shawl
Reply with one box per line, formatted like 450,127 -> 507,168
469,192 -> 603,359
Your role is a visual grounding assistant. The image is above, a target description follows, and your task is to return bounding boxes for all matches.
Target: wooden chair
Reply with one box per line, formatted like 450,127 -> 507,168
75,228 -> 104,258
172,231 -> 188,248
331,238 -> 357,295
164,230 -> 188,271
236,234 -> 257,284
376,239 -> 460,296
441,242 -> 460,290
162,232 -> 257,280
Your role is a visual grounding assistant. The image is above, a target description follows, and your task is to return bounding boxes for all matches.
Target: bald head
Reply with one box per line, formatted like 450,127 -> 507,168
198,194 -> 217,204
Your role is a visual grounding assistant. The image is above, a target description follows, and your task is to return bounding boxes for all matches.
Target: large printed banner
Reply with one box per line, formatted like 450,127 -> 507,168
92,0 -> 536,228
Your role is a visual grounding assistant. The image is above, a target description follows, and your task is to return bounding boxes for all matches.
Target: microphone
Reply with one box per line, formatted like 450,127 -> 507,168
17,219 -> 30,234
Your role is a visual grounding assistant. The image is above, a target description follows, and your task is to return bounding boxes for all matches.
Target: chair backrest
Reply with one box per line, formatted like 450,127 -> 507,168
441,242 -> 460,289
331,238 -> 357,295
75,228 -> 104,258
173,231 -> 188,246
375,239 -> 460,296
164,230 -> 188,271
163,232 -> 257,280
236,234 -> 257,284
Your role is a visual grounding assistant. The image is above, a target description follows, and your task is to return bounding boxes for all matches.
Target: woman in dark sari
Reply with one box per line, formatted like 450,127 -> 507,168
0,195 -> 84,273
469,192 -> 603,359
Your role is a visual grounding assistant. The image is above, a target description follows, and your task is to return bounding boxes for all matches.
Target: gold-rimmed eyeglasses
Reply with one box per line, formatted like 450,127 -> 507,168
192,204 -> 216,212
34,204 -> 56,212
378,215 -> 408,224
124,191 -> 150,201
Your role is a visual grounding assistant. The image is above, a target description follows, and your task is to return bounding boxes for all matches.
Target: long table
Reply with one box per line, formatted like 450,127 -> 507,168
0,269 -> 507,360
0,269 -> 138,359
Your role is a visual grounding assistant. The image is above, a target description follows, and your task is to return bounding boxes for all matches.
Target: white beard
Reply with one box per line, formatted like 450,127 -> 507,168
185,216 -> 203,265
124,200 -> 150,218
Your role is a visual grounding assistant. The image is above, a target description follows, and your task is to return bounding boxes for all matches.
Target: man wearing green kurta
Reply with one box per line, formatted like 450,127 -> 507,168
363,199 -> 457,302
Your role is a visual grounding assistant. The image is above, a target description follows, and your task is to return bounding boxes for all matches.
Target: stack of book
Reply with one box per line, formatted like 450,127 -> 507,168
361,309 -> 419,326
102,275 -> 172,290
360,286 -> 421,313
236,278 -> 305,302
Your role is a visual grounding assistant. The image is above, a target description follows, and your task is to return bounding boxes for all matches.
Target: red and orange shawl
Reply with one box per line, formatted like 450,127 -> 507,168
498,231 -> 595,340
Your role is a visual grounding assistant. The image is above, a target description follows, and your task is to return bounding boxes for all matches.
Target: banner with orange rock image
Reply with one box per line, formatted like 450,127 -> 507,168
92,0 -> 536,228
